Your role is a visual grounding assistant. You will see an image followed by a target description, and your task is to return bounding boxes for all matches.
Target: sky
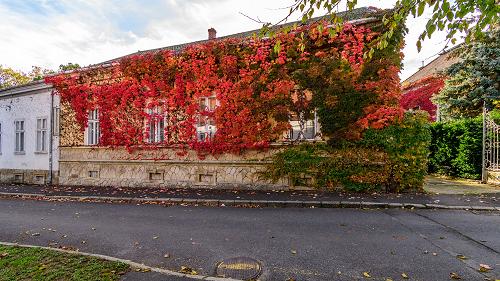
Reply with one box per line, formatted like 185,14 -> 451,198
0,0 -> 460,81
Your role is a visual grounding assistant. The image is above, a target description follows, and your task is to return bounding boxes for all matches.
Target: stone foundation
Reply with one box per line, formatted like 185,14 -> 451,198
486,170 -> 500,185
0,169 -> 58,185
59,146 -> 291,190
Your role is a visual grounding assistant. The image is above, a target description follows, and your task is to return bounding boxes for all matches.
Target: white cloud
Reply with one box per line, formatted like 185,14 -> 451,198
0,0 -> 460,80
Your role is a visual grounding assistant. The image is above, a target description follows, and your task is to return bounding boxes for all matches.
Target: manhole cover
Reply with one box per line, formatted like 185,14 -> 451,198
216,257 -> 262,280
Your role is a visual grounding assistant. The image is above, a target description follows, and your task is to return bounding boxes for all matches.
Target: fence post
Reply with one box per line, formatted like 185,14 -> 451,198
482,102 -> 487,183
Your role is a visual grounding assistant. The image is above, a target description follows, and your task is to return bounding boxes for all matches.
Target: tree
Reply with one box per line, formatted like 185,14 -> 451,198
0,65 -> 31,89
255,0 -> 499,54
58,63 -> 81,72
0,64 -> 78,89
433,27 -> 499,119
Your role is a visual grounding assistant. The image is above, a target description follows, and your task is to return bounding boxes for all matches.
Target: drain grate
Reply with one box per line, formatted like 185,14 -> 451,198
216,257 -> 262,280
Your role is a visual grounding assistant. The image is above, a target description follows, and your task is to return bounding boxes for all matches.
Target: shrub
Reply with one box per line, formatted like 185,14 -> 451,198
359,111 -> 432,191
262,111 -> 431,192
429,117 -> 482,179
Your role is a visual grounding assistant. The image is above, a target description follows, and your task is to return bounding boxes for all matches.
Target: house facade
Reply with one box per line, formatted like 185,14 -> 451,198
51,7 -> 387,190
0,81 -> 60,184
2,7 -> 403,190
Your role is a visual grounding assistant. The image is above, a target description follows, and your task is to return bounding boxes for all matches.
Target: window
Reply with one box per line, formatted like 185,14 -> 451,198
87,109 -> 100,145
52,107 -> 60,136
287,111 -> 319,141
197,95 -> 218,141
146,107 -> 165,143
14,120 -> 25,153
36,117 -> 48,153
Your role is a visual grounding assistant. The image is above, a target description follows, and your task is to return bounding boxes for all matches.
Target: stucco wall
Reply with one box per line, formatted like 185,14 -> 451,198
0,84 -> 59,184
59,146 -> 290,189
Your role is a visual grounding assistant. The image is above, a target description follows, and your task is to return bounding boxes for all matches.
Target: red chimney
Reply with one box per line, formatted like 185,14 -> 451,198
208,28 -> 217,40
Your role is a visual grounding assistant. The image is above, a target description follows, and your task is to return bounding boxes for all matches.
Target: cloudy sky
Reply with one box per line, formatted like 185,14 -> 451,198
0,0 -> 459,80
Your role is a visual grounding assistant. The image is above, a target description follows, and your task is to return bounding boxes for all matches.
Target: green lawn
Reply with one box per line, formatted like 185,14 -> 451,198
0,245 -> 130,281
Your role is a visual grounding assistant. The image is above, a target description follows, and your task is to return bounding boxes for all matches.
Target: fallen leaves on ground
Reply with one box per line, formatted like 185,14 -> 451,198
456,254 -> 468,260
479,264 -> 492,272
450,272 -> 461,279
363,272 -> 371,278
0,252 -> 8,259
179,266 -> 198,275
134,268 -> 151,272
401,273 -> 409,279
291,250 -> 297,255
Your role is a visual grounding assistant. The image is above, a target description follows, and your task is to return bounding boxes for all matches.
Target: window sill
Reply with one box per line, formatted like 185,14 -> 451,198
14,151 -> 25,155
35,151 -> 48,154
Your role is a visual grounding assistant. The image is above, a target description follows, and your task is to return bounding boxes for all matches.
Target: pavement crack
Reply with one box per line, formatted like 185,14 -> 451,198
413,211 -> 499,255
381,210 -> 496,280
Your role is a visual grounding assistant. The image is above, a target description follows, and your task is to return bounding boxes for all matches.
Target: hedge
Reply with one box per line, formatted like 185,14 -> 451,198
261,111 -> 431,192
429,117 -> 482,179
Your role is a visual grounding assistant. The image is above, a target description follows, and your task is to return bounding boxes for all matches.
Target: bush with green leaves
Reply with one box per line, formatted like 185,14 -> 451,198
429,117 -> 482,179
262,111 -> 431,192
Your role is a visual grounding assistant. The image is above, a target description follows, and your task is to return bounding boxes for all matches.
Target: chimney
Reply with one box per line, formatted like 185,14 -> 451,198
208,28 -> 217,40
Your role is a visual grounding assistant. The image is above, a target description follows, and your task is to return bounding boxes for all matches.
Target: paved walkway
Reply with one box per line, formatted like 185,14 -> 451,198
0,199 -> 498,281
425,175 -> 500,194
0,176 -> 499,210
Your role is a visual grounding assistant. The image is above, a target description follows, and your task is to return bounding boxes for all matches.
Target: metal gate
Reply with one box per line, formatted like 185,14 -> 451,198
482,105 -> 500,183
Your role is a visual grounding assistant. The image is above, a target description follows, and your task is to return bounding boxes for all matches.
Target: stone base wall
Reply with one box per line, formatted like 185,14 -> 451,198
486,170 -> 500,185
59,146 -> 291,190
0,169 -> 58,185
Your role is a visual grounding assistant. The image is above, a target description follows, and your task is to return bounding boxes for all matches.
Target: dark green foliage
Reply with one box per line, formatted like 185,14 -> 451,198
429,117 -> 483,179
434,28 -> 500,119
360,111 -> 432,191
262,112 -> 431,192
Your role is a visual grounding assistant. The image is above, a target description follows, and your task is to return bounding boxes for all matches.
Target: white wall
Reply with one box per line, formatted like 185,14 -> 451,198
0,83 -> 59,172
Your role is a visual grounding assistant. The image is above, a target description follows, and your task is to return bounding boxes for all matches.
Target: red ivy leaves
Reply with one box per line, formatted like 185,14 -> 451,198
46,22 -> 401,155
401,76 -> 444,121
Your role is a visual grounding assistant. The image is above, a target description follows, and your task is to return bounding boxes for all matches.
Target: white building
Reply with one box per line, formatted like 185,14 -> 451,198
0,81 -> 59,184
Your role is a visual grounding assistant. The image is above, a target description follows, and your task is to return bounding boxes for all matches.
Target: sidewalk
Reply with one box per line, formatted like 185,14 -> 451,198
0,176 -> 498,211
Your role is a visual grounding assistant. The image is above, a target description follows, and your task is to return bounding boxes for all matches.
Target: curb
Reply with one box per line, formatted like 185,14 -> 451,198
0,241 -> 240,281
0,192 -> 498,211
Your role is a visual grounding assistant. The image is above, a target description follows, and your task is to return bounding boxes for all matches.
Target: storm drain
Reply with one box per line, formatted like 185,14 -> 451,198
216,257 -> 262,280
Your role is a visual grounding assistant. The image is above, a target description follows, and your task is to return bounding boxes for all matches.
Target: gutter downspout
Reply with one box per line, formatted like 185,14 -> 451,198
48,89 -> 54,185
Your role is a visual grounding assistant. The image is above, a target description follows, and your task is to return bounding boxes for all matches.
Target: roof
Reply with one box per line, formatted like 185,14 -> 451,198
0,80 -> 51,98
100,6 -> 385,64
0,6 -> 386,95
402,45 -> 462,86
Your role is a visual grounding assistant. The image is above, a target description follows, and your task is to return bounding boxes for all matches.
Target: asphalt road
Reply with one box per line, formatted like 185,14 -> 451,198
0,199 -> 498,281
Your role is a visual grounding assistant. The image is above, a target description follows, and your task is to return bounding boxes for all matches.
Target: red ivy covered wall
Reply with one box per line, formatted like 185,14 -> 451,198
401,76 -> 444,121
46,20 -> 403,155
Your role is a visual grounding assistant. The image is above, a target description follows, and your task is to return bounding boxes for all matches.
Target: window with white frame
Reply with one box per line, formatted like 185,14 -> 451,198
286,111 -> 319,141
197,95 -> 218,141
87,109 -> 100,145
146,107 -> 165,143
14,120 -> 25,153
36,117 -> 48,153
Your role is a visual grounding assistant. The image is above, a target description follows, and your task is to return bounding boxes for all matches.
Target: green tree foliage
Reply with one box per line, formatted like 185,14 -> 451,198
258,0 -> 498,54
434,28 -> 499,119
0,65 -> 31,89
0,63 -> 81,89
429,117 -> 482,179
0,65 -> 54,89
58,62 -> 81,72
